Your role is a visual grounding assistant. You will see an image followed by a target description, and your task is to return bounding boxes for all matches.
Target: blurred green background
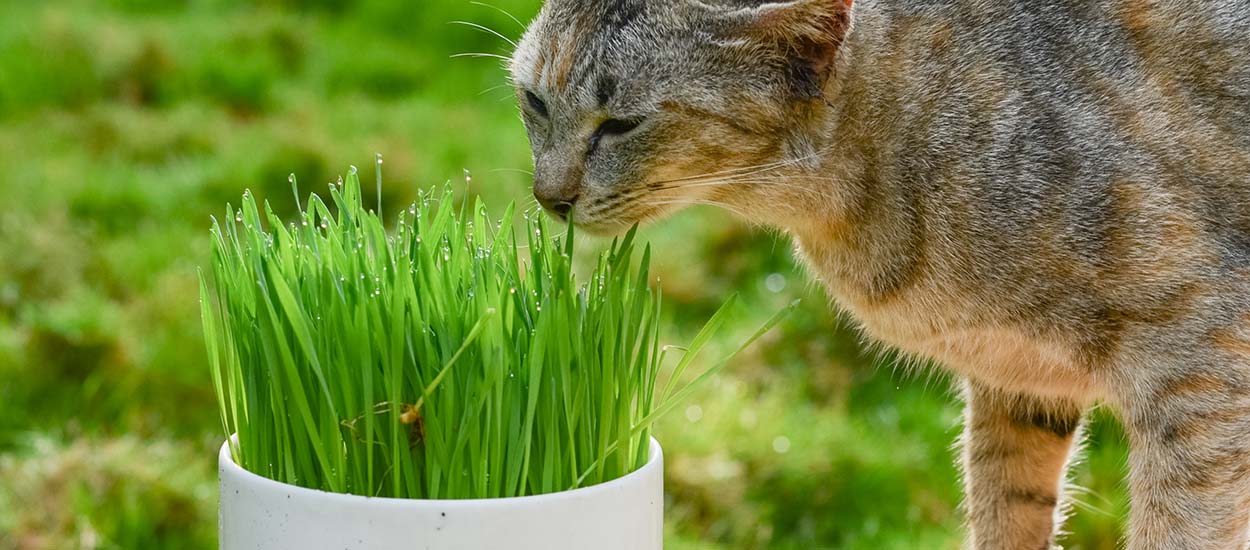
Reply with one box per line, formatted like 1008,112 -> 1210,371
0,1 -> 1132,548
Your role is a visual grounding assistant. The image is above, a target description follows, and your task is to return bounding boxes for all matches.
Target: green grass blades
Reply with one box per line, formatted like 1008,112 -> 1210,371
200,166 -> 771,500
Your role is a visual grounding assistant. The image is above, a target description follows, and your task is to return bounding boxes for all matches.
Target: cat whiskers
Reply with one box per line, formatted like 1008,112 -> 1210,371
450,21 -> 518,48
645,145 -> 832,189
646,158 -> 801,189
451,52 -> 515,62
630,198 -> 755,220
490,168 -> 534,176
581,175 -> 795,219
478,83 -> 514,97
651,176 -> 814,195
468,1 -> 527,30
582,149 -> 835,222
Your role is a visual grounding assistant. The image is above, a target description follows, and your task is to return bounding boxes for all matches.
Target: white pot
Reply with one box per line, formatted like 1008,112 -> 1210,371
218,439 -> 664,550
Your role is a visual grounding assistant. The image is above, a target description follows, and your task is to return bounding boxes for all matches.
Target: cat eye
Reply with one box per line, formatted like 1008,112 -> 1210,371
597,118 -> 642,137
588,117 -> 644,155
525,91 -> 549,118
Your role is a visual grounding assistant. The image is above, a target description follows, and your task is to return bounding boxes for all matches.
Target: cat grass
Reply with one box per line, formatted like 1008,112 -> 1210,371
199,164 -> 791,499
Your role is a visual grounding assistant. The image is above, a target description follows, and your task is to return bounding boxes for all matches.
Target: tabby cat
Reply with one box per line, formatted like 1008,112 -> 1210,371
510,0 -> 1250,547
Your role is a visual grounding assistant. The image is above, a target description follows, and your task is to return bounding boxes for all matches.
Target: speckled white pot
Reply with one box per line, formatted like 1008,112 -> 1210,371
217,439 -> 664,550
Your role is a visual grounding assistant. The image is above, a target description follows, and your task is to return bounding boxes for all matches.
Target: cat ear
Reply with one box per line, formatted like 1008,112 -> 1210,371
738,1 -> 853,57
711,0 -> 855,98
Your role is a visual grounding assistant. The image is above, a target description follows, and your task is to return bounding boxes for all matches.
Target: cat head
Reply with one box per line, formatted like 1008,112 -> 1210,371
511,0 -> 853,232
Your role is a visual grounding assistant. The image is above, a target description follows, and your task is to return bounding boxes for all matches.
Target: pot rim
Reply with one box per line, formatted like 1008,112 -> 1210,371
219,436 -> 663,507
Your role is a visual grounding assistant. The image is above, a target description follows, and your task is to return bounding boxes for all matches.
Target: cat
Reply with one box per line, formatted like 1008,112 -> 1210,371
510,0 -> 1250,547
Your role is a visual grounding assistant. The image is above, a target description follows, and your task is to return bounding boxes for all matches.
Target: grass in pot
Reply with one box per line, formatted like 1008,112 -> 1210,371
200,162 -> 790,549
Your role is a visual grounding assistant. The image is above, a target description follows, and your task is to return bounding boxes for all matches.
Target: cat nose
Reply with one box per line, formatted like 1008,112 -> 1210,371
532,158 -> 582,220
536,194 -> 576,220
533,183 -> 578,220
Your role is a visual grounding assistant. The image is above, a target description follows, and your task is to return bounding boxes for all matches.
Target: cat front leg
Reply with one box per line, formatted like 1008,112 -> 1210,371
1118,352 -> 1250,550
961,381 -> 1086,550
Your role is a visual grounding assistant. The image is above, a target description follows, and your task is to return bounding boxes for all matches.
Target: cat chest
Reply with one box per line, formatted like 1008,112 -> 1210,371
828,283 -> 1101,401
793,235 -> 1102,400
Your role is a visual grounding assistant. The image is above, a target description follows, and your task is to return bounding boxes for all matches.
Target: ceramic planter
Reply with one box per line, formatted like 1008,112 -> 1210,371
218,438 -> 664,550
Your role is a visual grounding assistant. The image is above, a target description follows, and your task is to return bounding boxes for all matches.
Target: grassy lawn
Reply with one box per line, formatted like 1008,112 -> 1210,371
0,1 -> 1129,548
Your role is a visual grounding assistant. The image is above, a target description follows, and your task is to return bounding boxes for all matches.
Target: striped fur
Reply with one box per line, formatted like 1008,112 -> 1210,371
512,0 -> 1250,547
